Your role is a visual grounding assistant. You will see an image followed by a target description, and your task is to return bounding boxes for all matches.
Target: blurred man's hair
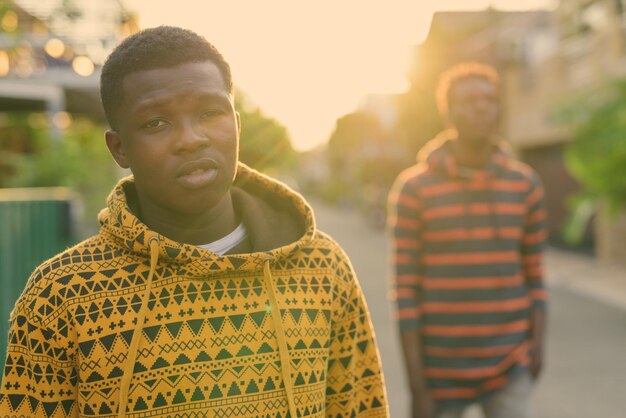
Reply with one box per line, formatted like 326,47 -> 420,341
100,25 -> 233,130
435,62 -> 499,117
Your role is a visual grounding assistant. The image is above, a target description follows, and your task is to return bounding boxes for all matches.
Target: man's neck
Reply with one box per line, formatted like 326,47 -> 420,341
138,192 -> 239,245
453,136 -> 492,169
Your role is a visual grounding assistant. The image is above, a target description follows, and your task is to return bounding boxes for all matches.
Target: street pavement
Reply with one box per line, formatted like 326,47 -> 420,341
309,199 -> 626,418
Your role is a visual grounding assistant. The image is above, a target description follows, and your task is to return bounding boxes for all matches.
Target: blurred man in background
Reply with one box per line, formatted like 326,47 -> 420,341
388,62 -> 547,418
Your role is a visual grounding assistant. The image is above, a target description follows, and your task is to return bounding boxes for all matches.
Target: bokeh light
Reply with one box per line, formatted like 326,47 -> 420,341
15,62 -> 32,78
71,56 -> 94,77
0,50 -> 9,77
44,39 -> 65,59
1,11 -> 18,33
52,111 -> 72,129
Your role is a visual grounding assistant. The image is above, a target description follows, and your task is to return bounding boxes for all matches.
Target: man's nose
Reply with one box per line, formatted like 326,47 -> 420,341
175,119 -> 209,153
473,96 -> 496,113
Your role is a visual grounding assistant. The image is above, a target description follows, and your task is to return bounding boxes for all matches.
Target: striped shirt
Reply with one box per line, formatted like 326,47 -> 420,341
388,136 -> 547,408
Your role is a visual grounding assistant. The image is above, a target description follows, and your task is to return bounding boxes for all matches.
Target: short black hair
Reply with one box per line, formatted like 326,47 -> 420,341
100,26 -> 233,130
435,62 -> 499,117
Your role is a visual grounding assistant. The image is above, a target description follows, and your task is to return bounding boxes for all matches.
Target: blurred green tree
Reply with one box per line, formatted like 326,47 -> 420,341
235,92 -> 297,174
3,114 -> 120,237
562,79 -> 626,242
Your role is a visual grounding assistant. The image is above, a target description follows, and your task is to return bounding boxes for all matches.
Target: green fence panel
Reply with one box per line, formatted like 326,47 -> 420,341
0,187 -> 74,372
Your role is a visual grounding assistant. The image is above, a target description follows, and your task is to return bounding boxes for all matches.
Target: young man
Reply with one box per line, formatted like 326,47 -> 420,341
388,62 -> 547,418
0,26 -> 388,418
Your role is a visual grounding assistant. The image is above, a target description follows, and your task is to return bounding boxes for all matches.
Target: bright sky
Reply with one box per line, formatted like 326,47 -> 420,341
126,0 -> 555,151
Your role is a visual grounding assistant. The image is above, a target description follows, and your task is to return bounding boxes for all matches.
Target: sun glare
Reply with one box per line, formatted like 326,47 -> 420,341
126,0 -> 553,150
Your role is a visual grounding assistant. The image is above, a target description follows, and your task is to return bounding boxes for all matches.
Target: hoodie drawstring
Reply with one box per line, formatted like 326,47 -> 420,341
118,235 -> 160,418
263,260 -> 297,418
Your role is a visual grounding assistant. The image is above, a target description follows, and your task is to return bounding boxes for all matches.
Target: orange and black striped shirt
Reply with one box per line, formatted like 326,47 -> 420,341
388,137 -> 547,408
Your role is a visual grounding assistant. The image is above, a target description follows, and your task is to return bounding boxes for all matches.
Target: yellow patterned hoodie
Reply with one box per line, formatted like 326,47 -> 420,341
0,163 -> 388,418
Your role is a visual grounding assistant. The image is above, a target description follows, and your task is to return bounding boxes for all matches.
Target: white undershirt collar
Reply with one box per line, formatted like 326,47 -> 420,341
197,223 -> 247,255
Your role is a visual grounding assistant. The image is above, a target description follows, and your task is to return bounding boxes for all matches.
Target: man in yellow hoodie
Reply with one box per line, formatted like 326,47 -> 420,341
0,26 -> 388,418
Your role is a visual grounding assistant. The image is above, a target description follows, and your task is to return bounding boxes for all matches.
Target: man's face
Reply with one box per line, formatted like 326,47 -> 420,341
447,76 -> 499,144
105,61 -> 240,218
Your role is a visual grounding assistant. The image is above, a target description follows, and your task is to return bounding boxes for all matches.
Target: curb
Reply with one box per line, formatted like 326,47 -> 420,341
545,248 -> 626,311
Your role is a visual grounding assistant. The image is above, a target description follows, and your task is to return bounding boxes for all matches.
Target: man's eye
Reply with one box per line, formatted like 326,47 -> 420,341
144,119 -> 167,129
200,110 -> 222,120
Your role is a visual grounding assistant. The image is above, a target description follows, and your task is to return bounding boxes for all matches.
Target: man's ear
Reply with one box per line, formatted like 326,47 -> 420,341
235,111 -> 241,135
105,130 -> 130,169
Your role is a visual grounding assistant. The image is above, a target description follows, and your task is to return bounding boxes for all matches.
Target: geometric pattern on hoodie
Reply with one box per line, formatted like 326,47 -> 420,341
0,164 -> 388,418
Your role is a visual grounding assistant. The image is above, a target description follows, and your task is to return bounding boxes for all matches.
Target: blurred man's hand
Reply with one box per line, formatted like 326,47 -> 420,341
412,393 -> 435,418
530,337 -> 544,380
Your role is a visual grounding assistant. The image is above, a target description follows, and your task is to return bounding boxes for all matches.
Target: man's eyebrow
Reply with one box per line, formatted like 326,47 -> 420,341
195,91 -> 231,101
133,92 -> 229,113
132,98 -> 172,114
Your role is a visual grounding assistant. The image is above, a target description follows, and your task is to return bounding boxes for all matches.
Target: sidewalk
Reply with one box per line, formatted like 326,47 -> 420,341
545,247 -> 626,311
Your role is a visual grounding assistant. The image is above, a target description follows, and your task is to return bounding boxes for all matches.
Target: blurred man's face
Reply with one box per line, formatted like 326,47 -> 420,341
447,76 -> 499,145
105,61 -> 240,220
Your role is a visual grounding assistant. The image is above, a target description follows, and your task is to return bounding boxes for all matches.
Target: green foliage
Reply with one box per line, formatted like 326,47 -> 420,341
562,193 -> 597,245
562,79 -> 626,242
565,80 -> 626,208
235,92 -> 297,174
4,115 -> 120,237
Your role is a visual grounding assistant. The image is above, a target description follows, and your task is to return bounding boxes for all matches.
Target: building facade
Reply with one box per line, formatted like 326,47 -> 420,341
406,2 -> 626,255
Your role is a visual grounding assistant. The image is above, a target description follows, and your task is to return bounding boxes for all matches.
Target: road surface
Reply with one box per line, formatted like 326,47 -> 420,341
310,200 -> 626,418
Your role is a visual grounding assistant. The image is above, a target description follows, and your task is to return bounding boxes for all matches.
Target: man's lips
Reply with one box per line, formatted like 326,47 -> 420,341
176,158 -> 219,189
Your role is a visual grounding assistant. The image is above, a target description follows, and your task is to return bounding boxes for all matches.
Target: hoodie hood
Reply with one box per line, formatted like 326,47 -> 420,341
98,162 -> 316,275
418,129 -> 512,180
